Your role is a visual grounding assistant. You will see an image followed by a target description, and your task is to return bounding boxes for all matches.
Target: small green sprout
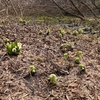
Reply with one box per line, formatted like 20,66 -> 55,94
46,29 -> 50,35
19,18 -> 23,22
6,41 -> 22,55
64,53 -> 69,59
59,33 -> 63,38
61,43 -> 66,49
39,30 -> 43,35
98,37 -> 100,41
75,57 -> 80,64
79,64 -> 85,71
19,18 -> 26,23
66,29 -> 71,34
66,42 -> 74,51
78,28 -> 84,34
29,65 -> 35,73
77,51 -> 82,57
60,29 -> 65,35
93,34 -> 97,38
1,19 -> 5,23
48,74 -> 58,84
4,38 -> 10,43
73,30 -> 79,35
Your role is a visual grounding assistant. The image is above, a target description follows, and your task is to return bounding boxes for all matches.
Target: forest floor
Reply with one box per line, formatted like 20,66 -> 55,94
0,16 -> 100,100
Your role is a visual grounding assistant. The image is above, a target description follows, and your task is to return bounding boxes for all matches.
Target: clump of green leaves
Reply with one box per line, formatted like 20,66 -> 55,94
66,29 -> 71,34
59,33 -> 63,38
77,51 -> 83,57
19,18 -> 26,23
48,74 -> 58,84
79,64 -> 85,71
39,30 -> 43,35
46,29 -> 51,35
75,57 -> 80,64
29,65 -> 35,73
4,38 -> 10,43
66,42 -> 74,51
73,30 -> 79,35
1,19 -> 5,23
64,53 -> 69,59
61,43 -> 66,49
98,37 -> 100,41
60,29 -> 65,35
59,29 -> 65,38
78,28 -> 84,34
6,41 -> 22,55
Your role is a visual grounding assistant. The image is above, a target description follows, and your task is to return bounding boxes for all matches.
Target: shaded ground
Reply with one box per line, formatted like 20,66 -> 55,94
0,16 -> 100,100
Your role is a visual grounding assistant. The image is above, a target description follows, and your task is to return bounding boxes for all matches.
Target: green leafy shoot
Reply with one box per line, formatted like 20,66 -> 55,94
75,57 -> 80,64
39,30 -> 43,35
67,42 -> 74,50
60,29 -> 65,35
61,43 -> 66,49
19,18 -> 26,23
77,51 -> 83,57
6,41 -> 22,55
78,28 -> 84,34
98,37 -> 100,41
46,29 -> 51,35
1,19 -> 5,23
29,65 -> 35,73
4,38 -> 10,43
79,64 -> 85,71
64,53 -> 69,59
48,74 -> 58,84
73,30 -> 79,35
66,29 -> 71,34
59,33 -> 63,38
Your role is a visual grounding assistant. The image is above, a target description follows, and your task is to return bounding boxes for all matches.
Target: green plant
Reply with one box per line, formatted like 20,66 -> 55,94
29,65 -> 35,73
77,51 -> 82,57
46,29 -> 50,35
64,53 -> 69,59
19,18 -> 26,23
66,42 -> 74,51
66,29 -> 71,34
39,30 -> 43,35
61,43 -> 66,49
59,33 -> 63,38
48,74 -> 58,84
78,28 -> 84,34
1,19 -> 5,23
60,29 -> 65,35
98,37 -> 100,41
75,57 -> 80,64
79,64 -> 85,71
73,30 -> 78,35
6,41 -> 22,55
4,38 -> 10,43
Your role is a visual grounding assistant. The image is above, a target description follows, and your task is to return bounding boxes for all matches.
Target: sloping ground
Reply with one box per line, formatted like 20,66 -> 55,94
0,17 -> 100,100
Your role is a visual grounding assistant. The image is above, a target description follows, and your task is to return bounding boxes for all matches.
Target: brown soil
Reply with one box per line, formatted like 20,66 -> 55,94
0,17 -> 100,100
